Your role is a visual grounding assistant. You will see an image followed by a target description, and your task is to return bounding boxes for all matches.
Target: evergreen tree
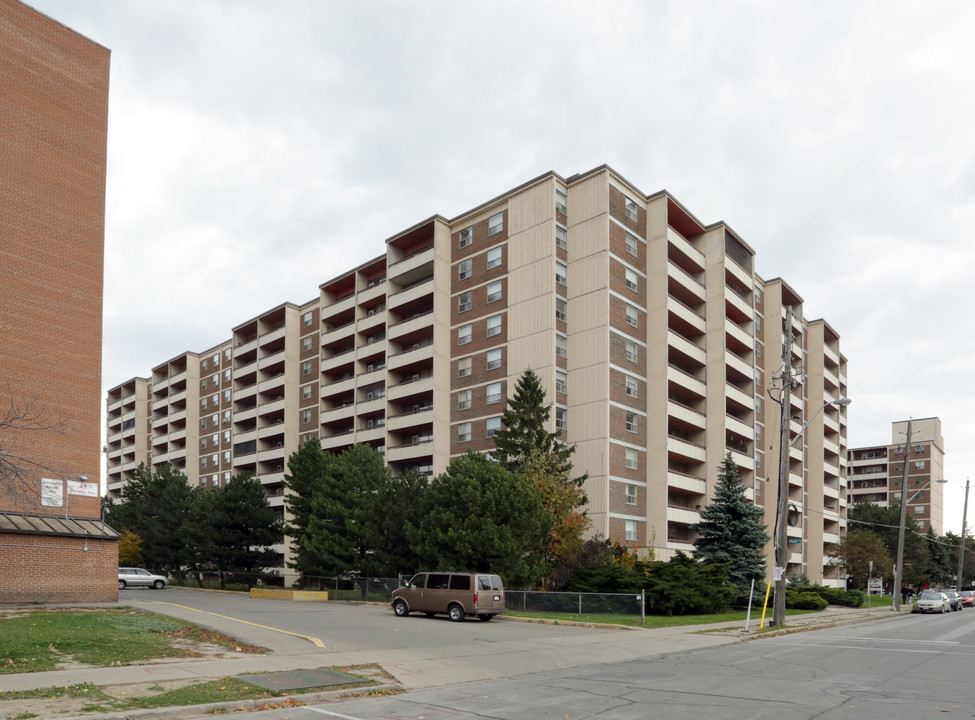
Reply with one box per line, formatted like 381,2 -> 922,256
927,527 -> 953,587
195,473 -> 282,588
106,462 -> 197,578
282,438 -> 333,578
491,369 -> 586,486
303,444 -> 389,577
407,451 -> 551,588
374,468 -> 427,575
690,453 -> 769,594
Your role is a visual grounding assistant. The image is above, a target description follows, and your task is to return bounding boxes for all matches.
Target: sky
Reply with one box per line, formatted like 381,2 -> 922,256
27,0 -> 975,532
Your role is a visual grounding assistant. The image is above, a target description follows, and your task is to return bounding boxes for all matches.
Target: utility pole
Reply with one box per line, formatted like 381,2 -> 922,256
772,305 -> 794,628
958,479 -> 970,589
892,420 -> 913,612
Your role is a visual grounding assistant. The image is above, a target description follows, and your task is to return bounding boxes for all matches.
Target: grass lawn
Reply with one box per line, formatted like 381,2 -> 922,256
504,605 -> 823,628
0,606 -> 262,674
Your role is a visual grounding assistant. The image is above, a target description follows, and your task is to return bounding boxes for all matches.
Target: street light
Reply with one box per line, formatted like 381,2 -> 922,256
772,396 -> 851,627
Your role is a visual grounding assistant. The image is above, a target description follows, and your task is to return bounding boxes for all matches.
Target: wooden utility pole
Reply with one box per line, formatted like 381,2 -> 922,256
892,420 -> 913,612
958,479 -> 970,588
772,306 -> 793,628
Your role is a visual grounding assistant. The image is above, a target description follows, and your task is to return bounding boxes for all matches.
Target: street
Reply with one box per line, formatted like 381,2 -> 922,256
217,606 -> 975,719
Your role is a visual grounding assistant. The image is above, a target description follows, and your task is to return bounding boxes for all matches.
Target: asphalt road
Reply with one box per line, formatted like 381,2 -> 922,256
153,599 -> 975,720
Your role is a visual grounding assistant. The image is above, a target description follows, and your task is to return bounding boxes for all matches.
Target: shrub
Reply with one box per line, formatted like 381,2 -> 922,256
793,585 -> 865,608
785,590 -> 829,610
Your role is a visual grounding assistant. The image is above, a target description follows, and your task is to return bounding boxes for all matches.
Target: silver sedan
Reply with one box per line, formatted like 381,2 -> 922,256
912,590 -> 951,613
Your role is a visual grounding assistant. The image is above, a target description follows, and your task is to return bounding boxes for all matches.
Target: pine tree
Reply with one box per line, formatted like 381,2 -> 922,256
282,438 -> 333,578
690,453 -> 769,594
926,527 -> 953,587
491,368 -> 586,485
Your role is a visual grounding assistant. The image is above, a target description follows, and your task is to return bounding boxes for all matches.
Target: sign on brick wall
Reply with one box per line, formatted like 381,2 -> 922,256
41,478 -> 62,506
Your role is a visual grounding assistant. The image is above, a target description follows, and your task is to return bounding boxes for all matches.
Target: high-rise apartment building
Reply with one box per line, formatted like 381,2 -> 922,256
847,418 -> 945,533
1,0 -> 115,602
107,166 -> 849,584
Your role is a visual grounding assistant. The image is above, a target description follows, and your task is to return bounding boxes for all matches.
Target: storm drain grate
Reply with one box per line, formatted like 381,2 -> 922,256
236,668 -> 368,691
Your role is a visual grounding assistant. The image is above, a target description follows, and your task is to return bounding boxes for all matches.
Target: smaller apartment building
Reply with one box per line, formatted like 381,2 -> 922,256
107,165 -> 849,583
847,418 -> 945,534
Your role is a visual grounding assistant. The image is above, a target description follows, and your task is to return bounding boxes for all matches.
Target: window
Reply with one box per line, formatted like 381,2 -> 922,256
459,226 -> 473,248
213,353 -> 219,364
201,457 -> 208,468
625,268 -> 639,292
457,389 -> 471,410
302,409 -> 312,424
223,430 -> 230,443
555,407 -> 567,431
201,378 -> 208,390
756,450 -> 763,468
626,483 -> 638,505
556,188 -> 567,215
486,348 -> 502,370
201,418 -> 208,429
211,413 -> 218,426
486,314 -> 502,337
755,341 -> 762,359
755,313 -> 763,331
625,519 -> 637,541
487,381 -> 502,404
488,211 -> 504,236
223,451 -> 231,464
624,197 -> 638,222
223,410 -> 230,423
625,339 -> 639,363
201,397 -> 208,410
556,334 -> 567,358
302,360 -> 313,376
224,369 -> 231,382
486,416 -> 502,438
756,396 -> 764,414
625,232 -> 639,257
626,411 -> 638,433
625,304 -> 639,327
556,370 -> 567,394
458,422 -> 472,442
458,357 -> 472,377
303,311 -> 313,327
625,375 -> 639,398
202,360 -> 208,372
224,348 -> 231,361
915,460 -> 926,470
458,259 -> 473,280
458,291 -> 472,313
223,389 -> 231,403
302,384 -> 313,400
556,226 -> 567,250
201,438 -> 208,450
556,298 -> 567,323
625,448 -> 639,470
303,336 -> 313,352
487,246 -> 502,269
556,261 -> 567,286
458,323 -> 472,345
487,281 -> 502,303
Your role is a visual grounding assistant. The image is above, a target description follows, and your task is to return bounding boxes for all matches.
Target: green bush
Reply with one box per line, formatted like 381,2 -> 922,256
785,590 -> 829,610
793,585 -> 865,608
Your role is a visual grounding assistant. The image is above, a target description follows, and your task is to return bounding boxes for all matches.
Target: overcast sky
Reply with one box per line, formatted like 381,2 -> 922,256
28,0 -> 975,533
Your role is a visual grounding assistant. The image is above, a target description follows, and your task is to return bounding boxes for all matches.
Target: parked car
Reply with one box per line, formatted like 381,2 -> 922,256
958,590 -> 975,608
912,590 -> 951,614
118,567 -> 167,590
391,571 -> 505,622
944,590 -> 963,611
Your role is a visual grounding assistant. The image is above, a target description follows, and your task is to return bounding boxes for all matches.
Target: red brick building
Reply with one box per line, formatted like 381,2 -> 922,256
0,0 -> 116,603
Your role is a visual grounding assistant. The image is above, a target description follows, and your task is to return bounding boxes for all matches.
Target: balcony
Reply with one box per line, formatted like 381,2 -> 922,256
321,293 -> 356,320
387,245 -> 435,280
388,277 -> 434,312
667,506 -> 702,526
667,435 -> 706,464
357,282 -> 387,306
388,310 -> 435,342
667,296 -> 706,336
322,376 -> 355,398
388,374 -> 434,400
668,401 -> 706,432
667,226 -> 705,272
667,365 -> 706,400
725,350 -> 752,380
388,342 -> 434,371
724,285 -> 752,320
667,471 -> 706,495
322,321 -> 355,347
357,338 -> 387,361
387,407 -> 434,432
725,318 -> 752,351
386,439 -> 433,463
667,262 -> 706,305
667,331 -> 706,366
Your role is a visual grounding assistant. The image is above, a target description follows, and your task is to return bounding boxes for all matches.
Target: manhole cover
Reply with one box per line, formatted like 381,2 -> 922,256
237,668 -> 368,691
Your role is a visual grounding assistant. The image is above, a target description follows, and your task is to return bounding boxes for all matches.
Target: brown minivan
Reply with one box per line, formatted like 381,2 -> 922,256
391,571 -> 506,622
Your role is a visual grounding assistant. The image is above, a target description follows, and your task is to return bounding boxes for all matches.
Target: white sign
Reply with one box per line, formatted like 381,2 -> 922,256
773,566 -> 784,581
41,478 -> 63,507
67,480 -> 98,497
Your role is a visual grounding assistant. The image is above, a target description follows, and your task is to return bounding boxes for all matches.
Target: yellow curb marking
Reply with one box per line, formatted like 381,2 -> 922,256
145,600 -> 326,648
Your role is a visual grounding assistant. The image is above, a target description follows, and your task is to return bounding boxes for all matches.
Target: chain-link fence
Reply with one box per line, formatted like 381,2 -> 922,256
505,590 -> 647,623
175,571 -> 402,602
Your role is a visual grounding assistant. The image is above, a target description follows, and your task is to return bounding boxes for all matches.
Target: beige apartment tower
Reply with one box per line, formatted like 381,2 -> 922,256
847,418 -> 945,534
107,166 -> 849,584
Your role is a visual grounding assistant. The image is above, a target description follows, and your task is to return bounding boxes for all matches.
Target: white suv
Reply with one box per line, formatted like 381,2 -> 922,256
118,567 -> 167,590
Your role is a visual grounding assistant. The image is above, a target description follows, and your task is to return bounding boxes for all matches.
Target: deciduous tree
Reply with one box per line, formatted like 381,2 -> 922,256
826,529 -> 893,590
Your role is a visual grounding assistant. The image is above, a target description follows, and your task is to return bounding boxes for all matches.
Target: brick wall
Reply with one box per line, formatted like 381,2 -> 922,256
0,533 -> 118,603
